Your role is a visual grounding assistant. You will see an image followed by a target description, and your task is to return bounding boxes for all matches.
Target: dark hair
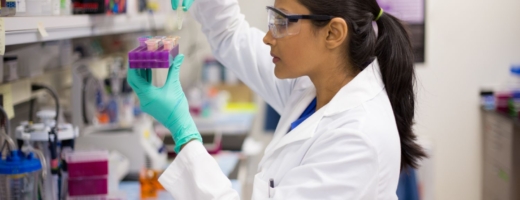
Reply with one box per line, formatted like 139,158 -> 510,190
298,0 -> 426,169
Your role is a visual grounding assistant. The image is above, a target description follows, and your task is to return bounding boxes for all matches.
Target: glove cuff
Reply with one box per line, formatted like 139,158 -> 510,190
174,133 -> 203,153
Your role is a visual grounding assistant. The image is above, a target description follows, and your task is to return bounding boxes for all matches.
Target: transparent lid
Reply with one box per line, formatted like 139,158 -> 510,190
65,150 -> 109,163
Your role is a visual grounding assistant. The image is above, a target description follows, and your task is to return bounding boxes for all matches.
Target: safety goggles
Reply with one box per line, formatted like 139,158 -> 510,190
266,6 -> 334,39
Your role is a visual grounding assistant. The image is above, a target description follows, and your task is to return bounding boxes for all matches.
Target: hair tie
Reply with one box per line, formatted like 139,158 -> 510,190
375,9 -> 384,21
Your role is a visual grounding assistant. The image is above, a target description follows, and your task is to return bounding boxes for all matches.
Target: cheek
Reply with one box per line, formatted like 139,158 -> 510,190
276,36 -> 317,78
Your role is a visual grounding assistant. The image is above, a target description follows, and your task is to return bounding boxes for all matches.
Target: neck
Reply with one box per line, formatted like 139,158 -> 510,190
309,63 -> 358,110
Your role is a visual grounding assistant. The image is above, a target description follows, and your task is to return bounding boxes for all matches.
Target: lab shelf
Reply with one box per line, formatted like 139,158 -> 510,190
0,66 -> 72,106
5,13 -> 167,46
1,54 -> 88,107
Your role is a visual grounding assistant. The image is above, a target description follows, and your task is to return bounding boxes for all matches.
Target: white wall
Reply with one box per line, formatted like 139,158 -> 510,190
415,0 -> 520,200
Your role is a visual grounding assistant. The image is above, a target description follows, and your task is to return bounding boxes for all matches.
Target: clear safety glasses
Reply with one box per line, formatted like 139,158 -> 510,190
266,6 -> 334,39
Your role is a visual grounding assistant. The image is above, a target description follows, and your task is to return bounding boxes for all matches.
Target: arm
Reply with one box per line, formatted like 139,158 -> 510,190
159,141 -> 240,199
268,129 -> 380,199
159,130 -> 380,199
129,56 -> 238,198
190,0 -> 294,113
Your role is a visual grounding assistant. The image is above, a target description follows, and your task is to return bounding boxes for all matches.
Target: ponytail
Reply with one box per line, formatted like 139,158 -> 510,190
375,13 -> 426,169
298,0 -> 427,169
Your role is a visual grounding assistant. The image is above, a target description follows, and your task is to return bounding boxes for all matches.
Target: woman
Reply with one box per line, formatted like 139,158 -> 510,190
127,0 -> 426,198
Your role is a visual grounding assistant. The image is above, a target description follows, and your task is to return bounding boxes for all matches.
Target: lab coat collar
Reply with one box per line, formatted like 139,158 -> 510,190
260,60 -> 384,166
260,87 -> 319,164
323,59 -> 385,116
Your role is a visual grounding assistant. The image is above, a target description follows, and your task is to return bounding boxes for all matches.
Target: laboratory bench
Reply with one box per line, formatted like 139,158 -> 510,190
119,151 -> 244,199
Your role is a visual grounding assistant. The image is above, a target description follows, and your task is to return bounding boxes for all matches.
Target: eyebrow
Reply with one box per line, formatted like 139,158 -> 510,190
277,7 -> 289,13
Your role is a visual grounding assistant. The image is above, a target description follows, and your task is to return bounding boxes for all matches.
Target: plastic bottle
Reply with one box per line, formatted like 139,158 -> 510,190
60,0 -> 70,15
203,58 -> 222,84
51,0 -> 60,15
140,169 -> 158,199
15,0 -> 26,16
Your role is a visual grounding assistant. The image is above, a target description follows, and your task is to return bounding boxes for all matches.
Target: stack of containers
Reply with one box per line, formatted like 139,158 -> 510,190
65,150 -> 109,198
128,36 -> 180,69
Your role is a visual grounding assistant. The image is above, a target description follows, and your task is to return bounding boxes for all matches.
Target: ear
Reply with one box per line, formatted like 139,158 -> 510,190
324,18 -> 348,49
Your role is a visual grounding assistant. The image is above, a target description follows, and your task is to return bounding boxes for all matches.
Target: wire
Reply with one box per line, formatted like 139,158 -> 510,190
0,105 -> 15,155
31,84 -> 60,131
0,105 -> 11,138
29,98 -> 35,123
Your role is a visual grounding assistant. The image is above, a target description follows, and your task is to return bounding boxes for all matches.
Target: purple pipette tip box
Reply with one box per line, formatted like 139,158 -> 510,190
128,38 -> 179,69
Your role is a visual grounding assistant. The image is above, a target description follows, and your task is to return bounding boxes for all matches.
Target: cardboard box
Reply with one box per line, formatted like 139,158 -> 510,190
213,83 -> 254,103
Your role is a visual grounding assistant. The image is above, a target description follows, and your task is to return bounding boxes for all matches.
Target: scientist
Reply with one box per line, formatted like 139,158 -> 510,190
127,0 -> 427,198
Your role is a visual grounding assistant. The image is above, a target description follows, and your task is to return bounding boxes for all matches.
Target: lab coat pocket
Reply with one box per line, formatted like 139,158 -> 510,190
252,173 -> 276,199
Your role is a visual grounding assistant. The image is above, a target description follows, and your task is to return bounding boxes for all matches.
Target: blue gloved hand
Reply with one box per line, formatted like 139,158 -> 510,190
171,0 -> 194,11
127,54 -> 201,153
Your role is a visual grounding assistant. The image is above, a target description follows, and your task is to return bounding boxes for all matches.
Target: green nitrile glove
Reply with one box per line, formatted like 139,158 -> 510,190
171,0 -> 194,11
127,54 -> 201,153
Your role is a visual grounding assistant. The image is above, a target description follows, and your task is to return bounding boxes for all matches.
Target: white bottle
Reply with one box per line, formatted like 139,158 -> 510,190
15,0 -> 27,16
224,68 -> 239,85
60,0 -> 71,15
24,0 -> 43,16
51,0 -> 60,15
41,0 -> 52,15
126,0 -> 138,15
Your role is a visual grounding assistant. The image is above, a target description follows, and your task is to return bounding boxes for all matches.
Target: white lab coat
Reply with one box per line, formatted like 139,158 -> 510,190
158,0 -> 401,199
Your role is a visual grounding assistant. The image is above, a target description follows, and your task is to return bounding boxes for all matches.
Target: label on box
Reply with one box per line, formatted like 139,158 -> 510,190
37,22 -> 49,38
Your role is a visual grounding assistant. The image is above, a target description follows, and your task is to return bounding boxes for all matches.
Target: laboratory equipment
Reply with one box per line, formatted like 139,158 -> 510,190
145,39 -> 160,51
202,57 -> 223,84
0,105 -> 45,200
62,150 -> 129,198
15,84 -> 78,200
176,10 -> 184,30
72,0 -> 105,14
1,0 -> 16,16
51,0 -> 59,15
0,151 -> 42,200
15,0 -> 25,15
105,0 -> 126,14
72,60 -> 107,130
140,169 -> 159,199
128,36 -> 180,68
60,0 -> 71,15
75,116 -> 167,177
21,0 -> 42,15
65,150 -> 109,197
3,55 -> 19,81
495,65 -> 520,116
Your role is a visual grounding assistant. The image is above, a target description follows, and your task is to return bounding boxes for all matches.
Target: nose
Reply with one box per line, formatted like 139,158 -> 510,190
263,30 -> 276,46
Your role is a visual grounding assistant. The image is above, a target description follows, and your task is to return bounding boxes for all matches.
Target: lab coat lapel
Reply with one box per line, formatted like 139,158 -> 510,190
261,86 -> 318,161
258,60 -> 385,171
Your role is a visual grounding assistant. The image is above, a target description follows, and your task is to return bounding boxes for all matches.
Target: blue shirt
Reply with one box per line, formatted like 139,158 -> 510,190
289,98 -> 317,132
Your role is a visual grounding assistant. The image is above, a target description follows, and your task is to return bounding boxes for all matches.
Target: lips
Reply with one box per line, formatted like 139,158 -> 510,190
271,53 -> 280,63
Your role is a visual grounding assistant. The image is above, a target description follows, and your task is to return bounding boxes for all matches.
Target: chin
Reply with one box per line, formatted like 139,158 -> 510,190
274,65 -> 299,79
274,66 -> 288,79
